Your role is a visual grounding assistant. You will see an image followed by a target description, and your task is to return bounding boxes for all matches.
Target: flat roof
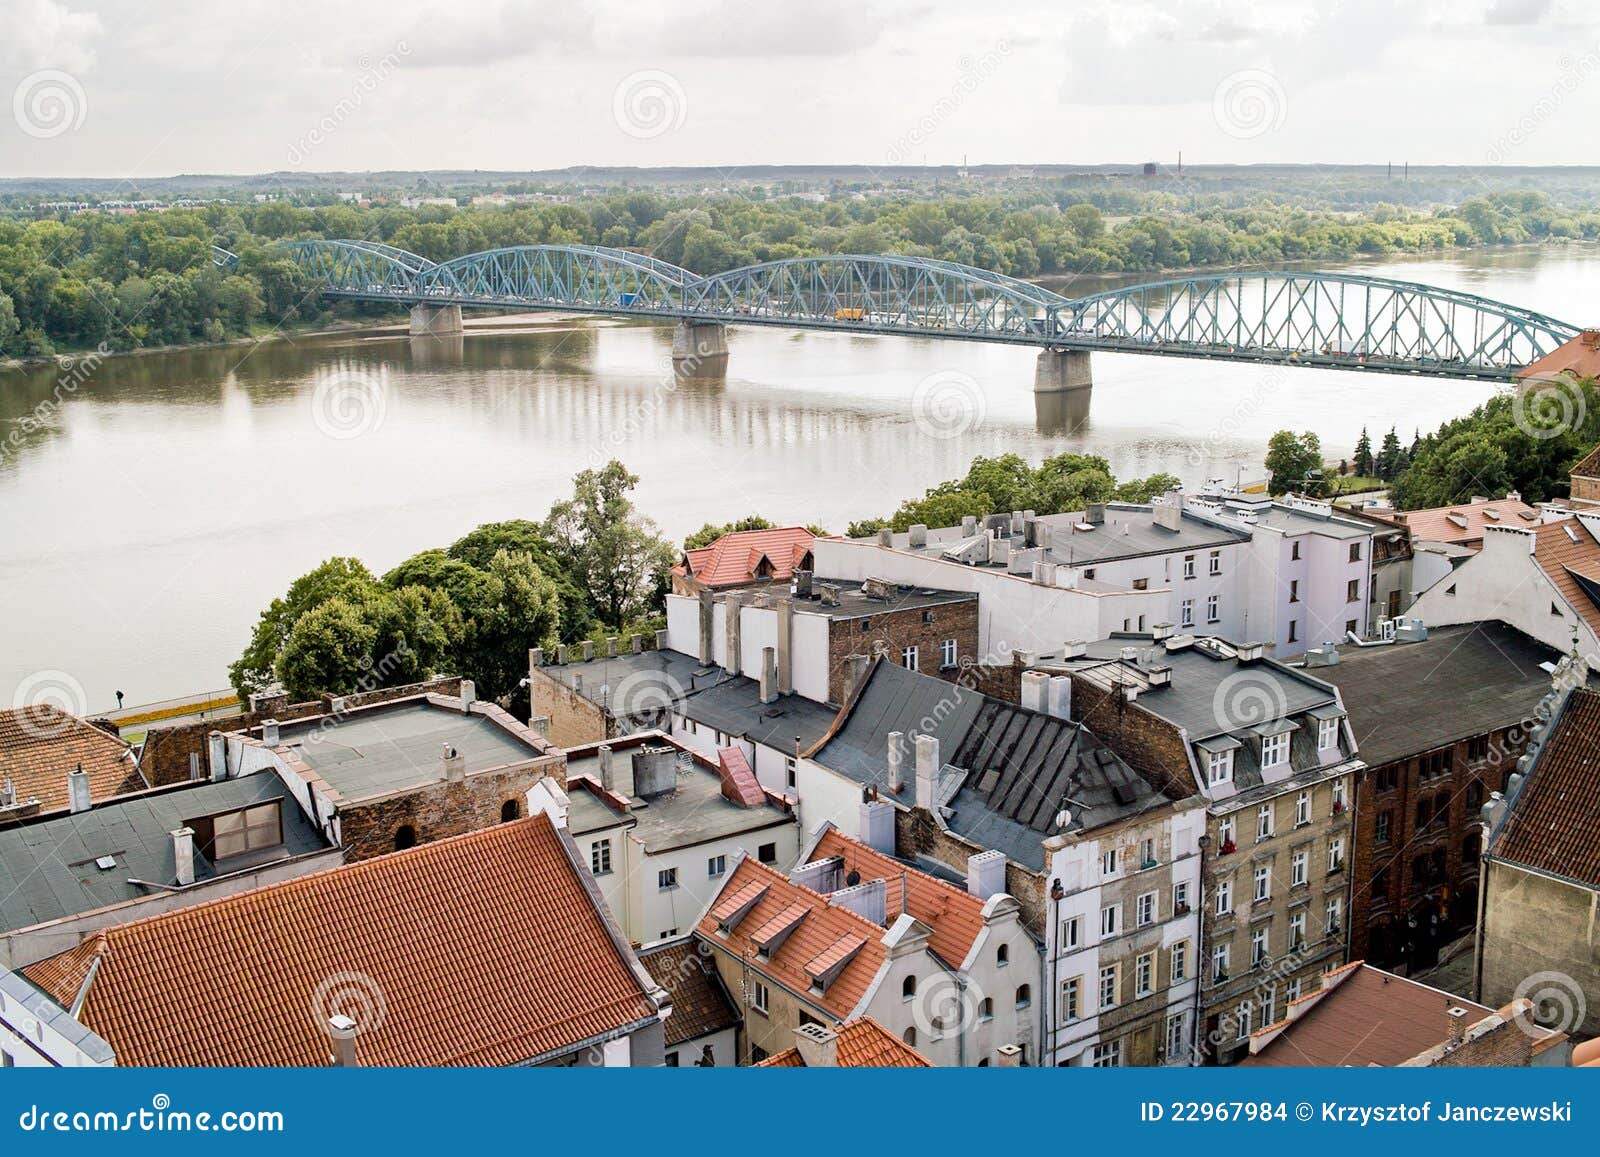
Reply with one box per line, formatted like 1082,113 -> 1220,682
541,650 -> 839,753
564,734 -> 792,852
276,698 -> 549,803
0,775 -> 327,933
794,580 -> 977,621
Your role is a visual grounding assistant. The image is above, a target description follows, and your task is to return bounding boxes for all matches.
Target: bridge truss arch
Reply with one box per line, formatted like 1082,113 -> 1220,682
416,245 -> 697,313
280,239 -> 435,297
1054,271 -> 1580,376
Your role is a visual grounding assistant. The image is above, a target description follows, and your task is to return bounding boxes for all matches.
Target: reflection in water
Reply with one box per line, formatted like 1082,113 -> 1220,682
2,246 -> 1596,707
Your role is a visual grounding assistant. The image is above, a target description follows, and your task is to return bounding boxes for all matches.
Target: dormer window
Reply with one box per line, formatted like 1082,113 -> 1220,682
1261,731 -> 1290,770
1317,716 -> 1339,750
187,800 -> 283,864
1198,735 -> 1240,787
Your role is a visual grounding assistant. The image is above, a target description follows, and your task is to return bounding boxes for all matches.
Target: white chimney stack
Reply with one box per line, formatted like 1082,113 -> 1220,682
914,734 -> 939,812
261,718 -> 280,745
1047,675 -> 1073,720
859,799 -> 896,853
887,730 -> 905,794
598,744 -> 614,793
328,1016 -> 359,1067
459,679 -> 475,712
760,646 -> 778,705
441,743 -> 465,783
967,850 -> 1007,900
1020,670 -> 1048,713
171,827 -> 196,887
67,765 -> 91,813
794,1022 -> 839,1068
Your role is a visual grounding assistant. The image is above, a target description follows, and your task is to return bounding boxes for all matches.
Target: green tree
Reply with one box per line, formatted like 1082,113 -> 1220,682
1264,431 -> 1327,496
542,461 -> 675,629
229,557 -> 376,696
684,514 -> 776,550
1353,427 -> 1374,477
1376,427 -> 1403,481
450,550 -> 563,700
277,597 -> 379,701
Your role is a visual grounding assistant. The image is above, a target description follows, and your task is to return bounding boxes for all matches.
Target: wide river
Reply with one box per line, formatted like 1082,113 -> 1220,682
4,245 -> 1599,709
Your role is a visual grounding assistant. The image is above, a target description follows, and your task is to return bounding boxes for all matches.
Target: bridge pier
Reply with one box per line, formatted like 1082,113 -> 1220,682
1034,348 -> 1092,393
672,320 -> 729,368
409,303 -> 464,337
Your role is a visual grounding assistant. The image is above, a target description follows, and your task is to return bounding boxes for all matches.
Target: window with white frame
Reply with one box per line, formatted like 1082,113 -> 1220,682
1135,953 -> 1153,997
1061,914 -> 1082,950
1209,550 -> 1222,576
1101,847 -> 1118,876
1183,554 -> 1196,579
1332,778 -> 1347,812
1180,598 -> 1194,627
786,757 -> 797,788
1287,978 -> 1303,1002
1140,837 -> 1156,865
1289,910 -> 1307,950
1236,1001 -> 1253,1040
1251,925 -> 1269,966
1253,864 -> 1271,902
941,638 -> 957,669
658,867 -> 678,890
1173,880 -> 1190,912
1212,942 -> 1230,981
1061,976 -> 1082,1022
752,980 -> 770,1014
1256,802 -> 1274,841
1091,1039 -> 1122,1067
1215,878 -> 1233,915
707,854 -> 727,877
1325,896 -> 1343,935
1295,791 -> 1311,826
1099,965 -> 1119,1010
591,839 -> 613,876
1207,748 -> 1234,786
1137,892 -> 1156,927
1318,716 -> 1339,750
902,645 -> 919,672
1260,986 -> 1276,1026
1328,837 -> 1345,873
1101,903 -> 1120,937
1166,1012 -> 1187,1060
1206,594 -> 1220,622
1219,815 -> 1236,847
1291,849 -> 1308,887
1261,731 -> 1290,769
1171,940 -> 1188,981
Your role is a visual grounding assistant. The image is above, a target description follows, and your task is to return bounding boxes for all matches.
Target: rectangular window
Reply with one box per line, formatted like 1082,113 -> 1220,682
1091,1040 -> 1122,1067
1251,926 -> 1269,967
1287,977 -> 1303,1001
1375,811 -> 1392,844
1291,849 -> 1308,887
1206,748 -> 1234,786
1061,914 -> 1082,950
1256,802 -> 1274,841
1332,779 -> 1347,812
758,843 -> 777,863
1287,620 -> 1299,644
1206,594 -> 1220,623
1345,618 -> 1358,636
1349,542 -> 1362,563
1215,878 -> 1233,916
1325,897 -> 1343,935
1237,1001 -> 1253,1040
591,839 -> 613,876
1166,1013 -> 1187,1060
1183,555 -> 1196,579
1180,598 -> 1194,627
1135,953 -> 1153,997
206,802 -> 283,860
707,854 -> 727,877
1212,943 -> 1230,982
1289,578 -> 1300,604
752,980 -> 770,1015
1101,847 -> 1118,876
1291,540 -> 1302,561
1295,790 -> 1311,826
1347,578 -> 1360,602
902,645 -> 919,672
1100,904 -> 1119,938
1132,577 -> 1149,591
786,757 -> 797,789
658,867 -> 678,890
1209,551 -> 1222,576
1099,965 -> 1119,1010
1328,837 -> 1345,874
1290,910 -> 1307,950
1061,977 -> 1082,1022
1253,864 -> 1271,903
1171,940 -> 1188,982
941,638 -> 957,669
1173,881 -> 1190,912
660,928 -> 677,938
1220,815 -> 1236,847
1140,837 -> 1156,865
1136,892 -> 1156,927
1261,731 -> 1290,769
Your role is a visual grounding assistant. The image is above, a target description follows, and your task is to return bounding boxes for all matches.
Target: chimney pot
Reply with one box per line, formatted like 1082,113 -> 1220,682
529,646 -> 544,668
171,827 -> 196,887
261,718 -> 280,745
877,528 -> 894,547
67,765 -> 92,813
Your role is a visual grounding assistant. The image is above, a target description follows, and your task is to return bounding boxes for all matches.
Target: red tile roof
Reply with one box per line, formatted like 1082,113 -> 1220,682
1516,329 -> 1600,382
1572,443 -> 1600,481
810,828 -> 986,969
0,706 -> 143,816
1390,497 -> 1541,546
716,746 -> 765,807
1530,517 -> 1600,642
638,939 -> 741,1048
696,857 -> 887,1019
676,528 -> 816,590
1493,687 -> 1600,887
758,1016 -> 931,1067
23,815 -> 663,1066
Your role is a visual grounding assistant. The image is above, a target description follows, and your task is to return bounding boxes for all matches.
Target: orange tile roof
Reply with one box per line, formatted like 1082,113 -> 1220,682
1494,687 -> 1600,887
1531,517 -> 1600,642
758,1016 -> 931,1067
1573,443 -> 1600,481
0,706 -> 143,816
1516,329 -> 1600,382
1391,497 -> 1541,546
676,528 -> 816,590
23,815 -> 663,1067
696,857 -> 887,1019
810,828 -> 986,969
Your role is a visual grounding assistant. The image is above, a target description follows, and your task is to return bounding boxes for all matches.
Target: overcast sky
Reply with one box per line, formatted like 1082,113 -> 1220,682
3,0 -> 1600,178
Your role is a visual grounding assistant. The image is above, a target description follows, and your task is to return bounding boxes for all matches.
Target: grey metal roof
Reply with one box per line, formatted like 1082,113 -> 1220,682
1234,504 -> 1372,540
541,650 -> 838,755
1307,622 -> 1590,768
564,736 -> 794,852
279,700 -> 544,802
0,775 -> 327,934
810,661 -> 1173,871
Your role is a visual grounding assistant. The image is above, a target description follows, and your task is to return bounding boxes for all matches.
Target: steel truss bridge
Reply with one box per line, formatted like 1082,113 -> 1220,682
250,239 -> 1582,379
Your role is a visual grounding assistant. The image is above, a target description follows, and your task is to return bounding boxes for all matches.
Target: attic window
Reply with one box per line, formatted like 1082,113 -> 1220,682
187,801 -> 283,862
1565,524 -> 1581,543
94,855 -> 117,871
